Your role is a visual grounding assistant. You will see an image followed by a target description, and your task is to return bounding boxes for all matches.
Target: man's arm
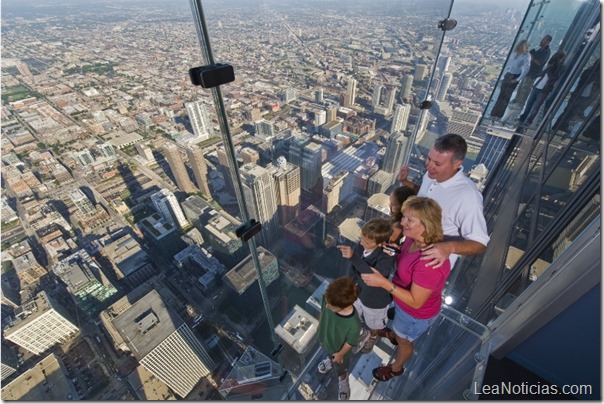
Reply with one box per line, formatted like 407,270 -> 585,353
421,189 -> 490,268
420,240 -> 487,268
398,166 -> 420,193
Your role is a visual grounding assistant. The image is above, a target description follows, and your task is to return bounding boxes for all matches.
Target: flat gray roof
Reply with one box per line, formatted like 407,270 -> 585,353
112,290 -> 183,359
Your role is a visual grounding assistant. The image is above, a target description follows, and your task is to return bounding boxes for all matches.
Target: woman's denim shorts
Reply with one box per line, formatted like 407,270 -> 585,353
391,304 -> 437,342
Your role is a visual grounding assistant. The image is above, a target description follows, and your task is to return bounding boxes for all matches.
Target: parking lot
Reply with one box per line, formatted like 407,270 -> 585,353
60,339 -> 109,399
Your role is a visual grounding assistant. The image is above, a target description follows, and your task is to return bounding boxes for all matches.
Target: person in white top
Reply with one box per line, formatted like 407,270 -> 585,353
398,134 -> 490,268
491,39 -> 531,118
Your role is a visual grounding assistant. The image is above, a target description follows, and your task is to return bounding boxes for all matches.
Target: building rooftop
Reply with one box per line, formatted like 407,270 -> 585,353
274,305 -> 318,354
103,234 -> 149,276
222,247 -> 276,294
128,364 -> 176,400
338,217 -> 364,244
112,289 -> 183,360
53,254 -> 93,294
4,292 -> 57,337
367,193 -> 390,215
284,205 -> 325,237
0,353 -> 77,400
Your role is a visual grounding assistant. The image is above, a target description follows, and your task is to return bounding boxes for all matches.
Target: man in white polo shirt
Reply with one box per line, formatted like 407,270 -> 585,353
398,133 -> 489,268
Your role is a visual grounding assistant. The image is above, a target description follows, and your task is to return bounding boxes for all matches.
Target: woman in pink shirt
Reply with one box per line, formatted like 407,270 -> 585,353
361,196 -> 450,381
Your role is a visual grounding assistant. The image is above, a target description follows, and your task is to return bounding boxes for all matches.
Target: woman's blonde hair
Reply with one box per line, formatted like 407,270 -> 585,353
515,39 -> 529,53
401,196 -> 444,245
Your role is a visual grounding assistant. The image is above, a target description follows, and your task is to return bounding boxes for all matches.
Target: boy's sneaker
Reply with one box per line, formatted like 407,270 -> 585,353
352,328 -> 371,354
317,356 -> 333,373
361,336 -> 378,354
338,377 -> 350,400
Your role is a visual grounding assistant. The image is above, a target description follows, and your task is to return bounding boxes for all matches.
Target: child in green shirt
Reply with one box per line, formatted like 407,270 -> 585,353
318,276 -> 361,401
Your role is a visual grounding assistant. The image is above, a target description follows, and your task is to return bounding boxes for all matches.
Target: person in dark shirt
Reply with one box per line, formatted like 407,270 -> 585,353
553,58 -> 600,134
517,50 -> 567,127
337,218 -> 394,354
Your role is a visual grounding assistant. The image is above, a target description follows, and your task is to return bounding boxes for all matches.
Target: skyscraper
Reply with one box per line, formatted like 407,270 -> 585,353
301,142 -> 323,192
202,209 -> 248,267
384,86 -> 397,113
473,129 -> 513,173
446,110 -> 480,139
415,63 -> 428,80
185,100 -> 214,141
314,110 -> 326,129
240,147 -> 260,164
315,88 -> 323,103
364,193 -> 391,222
288,135 -> 308,170
283,88 -> 297,104
381,131 -> 409,175
254,119 -> 275,141
400,74 -> 414,101
326,106 -> 337,122
437,72 -> 453,102
438,55 -> 452,73
136,143 -> 155,162
367,169 -> 394,195
186,144 -> 212,200
240,163 -> 279,246
267,156 -> 301,226
323,170 -> 352,213
4,292 -> 79,355
274,305 -> 319,378
1,354 -> 76,400
162,143 -> 197,194
372,83 -> 383,109
390,103 -> 411,133
416,110 -> 431,143
69,188 -> 97,217
216,146 -> 236,197
111,290 -> 214,398
53,250 -> 118,315
150,188 -> 190,229
218,346 -> 285,400
346,77 -> 357,106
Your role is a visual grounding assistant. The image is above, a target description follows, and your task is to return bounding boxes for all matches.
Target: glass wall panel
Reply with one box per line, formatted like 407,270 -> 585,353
188,0 -> 474,399
456,0 -> 599,322
491,197 -> 600,322
481,0 -> 593,129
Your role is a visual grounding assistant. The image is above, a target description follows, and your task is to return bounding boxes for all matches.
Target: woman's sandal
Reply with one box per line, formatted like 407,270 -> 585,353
372,365 -> 405,381
378,327 -> 398,345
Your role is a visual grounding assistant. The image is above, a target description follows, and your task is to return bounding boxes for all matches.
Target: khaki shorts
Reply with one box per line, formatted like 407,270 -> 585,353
353,299 -> 389,330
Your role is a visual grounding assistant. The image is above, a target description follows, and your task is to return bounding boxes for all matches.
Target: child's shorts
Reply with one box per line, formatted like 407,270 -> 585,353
353,299 -> 388,330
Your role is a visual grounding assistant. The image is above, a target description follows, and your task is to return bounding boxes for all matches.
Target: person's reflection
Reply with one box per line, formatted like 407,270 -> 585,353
490,40 -> 531,120
553,58 -> 600,134
577,111 -> 600,143
516,50 -> 567,128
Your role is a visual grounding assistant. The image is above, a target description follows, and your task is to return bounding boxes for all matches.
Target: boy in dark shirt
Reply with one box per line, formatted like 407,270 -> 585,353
318,276 -> 361,401
337,218 -> 394,354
